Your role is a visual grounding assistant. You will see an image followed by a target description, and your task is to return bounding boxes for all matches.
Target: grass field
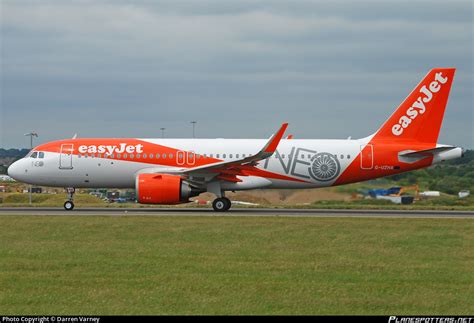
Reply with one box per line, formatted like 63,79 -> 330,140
0,215 -> 473,315
1,191 -> 474,210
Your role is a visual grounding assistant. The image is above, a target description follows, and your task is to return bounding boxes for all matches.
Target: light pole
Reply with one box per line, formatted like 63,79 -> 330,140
24,132 -> 38,150
191,121 -> 197,138
160,128 -> 165,138
24,132 -> 38,205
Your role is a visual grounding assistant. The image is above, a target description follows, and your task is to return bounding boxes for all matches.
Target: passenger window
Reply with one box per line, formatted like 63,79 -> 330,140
163,153 -> 167,159
347,155 -> 350,159
110,154 -> 115,159
229,154 -> 233,158
117,153 -> 121,158
156,153 -> 160,159
236,154 -> 239,158
130,154 -> 134,159
301,154 -> 305,159
210,154 -> 213,158
216,154 -> 220,158
97,154 -> 102,159
282,154 -> 285,159
142,153 -> 147,158
169,153 -> 173,159
31,152 -> 38,158
149,153 -> 153,159
123,154 -> 128,159
136,154 -> 141,158
223,154 -> 226,158
78,154 -> 82,158
340,154 -> 344,159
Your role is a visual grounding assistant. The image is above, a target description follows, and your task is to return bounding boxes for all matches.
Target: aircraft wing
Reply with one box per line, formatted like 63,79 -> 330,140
148,123 -> 288,183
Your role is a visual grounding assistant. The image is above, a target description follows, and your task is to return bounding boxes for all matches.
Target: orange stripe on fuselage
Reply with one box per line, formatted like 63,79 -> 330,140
35,139 -> 220,168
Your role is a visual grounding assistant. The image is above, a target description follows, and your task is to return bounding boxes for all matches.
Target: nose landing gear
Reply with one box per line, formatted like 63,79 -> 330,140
64,187 -> 75,210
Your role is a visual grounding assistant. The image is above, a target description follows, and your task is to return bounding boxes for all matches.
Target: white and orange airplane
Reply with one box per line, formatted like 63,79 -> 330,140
8,68 -> 463,211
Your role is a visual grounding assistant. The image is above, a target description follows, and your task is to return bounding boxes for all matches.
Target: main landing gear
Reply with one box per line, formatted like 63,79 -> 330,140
64,187 -> 75,211
206,182 -> 231,212
212,197 -> 231,212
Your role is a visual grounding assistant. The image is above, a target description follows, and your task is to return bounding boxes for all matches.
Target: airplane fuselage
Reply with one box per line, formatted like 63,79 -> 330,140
8,137 -> 461,189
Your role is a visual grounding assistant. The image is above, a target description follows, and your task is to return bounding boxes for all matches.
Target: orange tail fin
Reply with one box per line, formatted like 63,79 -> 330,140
372,68 -> 455,144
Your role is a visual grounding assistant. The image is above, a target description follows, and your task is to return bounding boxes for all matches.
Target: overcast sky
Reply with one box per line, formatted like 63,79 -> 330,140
1,0 -> 472,148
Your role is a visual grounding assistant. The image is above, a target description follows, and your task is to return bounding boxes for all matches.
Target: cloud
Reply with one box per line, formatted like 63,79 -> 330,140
0,0 -> 472,147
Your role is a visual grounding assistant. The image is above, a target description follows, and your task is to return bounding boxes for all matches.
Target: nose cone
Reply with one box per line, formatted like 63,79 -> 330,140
7,160 -> 21,181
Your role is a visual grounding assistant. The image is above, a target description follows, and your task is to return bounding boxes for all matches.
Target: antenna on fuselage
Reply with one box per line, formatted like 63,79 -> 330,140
72,133 -> 78,139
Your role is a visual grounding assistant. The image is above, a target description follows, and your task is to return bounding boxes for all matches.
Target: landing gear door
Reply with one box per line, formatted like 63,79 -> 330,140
360,144 -> 374,170
59,144 -> 74,169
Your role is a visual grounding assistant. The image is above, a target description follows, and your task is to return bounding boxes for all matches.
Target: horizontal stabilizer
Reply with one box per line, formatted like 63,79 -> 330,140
399,146 -> 456,158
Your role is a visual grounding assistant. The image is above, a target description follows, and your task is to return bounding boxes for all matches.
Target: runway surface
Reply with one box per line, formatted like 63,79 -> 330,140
0,207 -> 473,218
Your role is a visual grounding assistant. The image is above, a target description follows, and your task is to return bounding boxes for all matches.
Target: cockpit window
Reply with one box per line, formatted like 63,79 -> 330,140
30,152 -> 38,158
38,152 -> 45,159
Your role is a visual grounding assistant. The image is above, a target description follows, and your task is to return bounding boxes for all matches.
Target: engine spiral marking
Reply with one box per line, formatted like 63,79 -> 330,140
309,152 -> 340,181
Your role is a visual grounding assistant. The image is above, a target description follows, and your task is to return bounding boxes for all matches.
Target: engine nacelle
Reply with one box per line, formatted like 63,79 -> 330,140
135,173 -> 200,204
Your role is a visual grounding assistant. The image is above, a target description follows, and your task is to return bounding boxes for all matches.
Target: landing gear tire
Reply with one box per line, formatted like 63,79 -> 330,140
64,201 -> 74,211
64,187 -> 75,211
213,197 -> 231,212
